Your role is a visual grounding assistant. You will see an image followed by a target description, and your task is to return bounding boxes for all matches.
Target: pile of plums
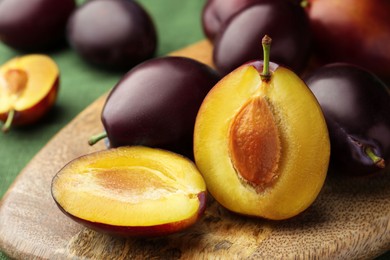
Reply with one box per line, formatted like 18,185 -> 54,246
202,0 -> 390,177
0,0 -> 157,70
202,0 -> 390,79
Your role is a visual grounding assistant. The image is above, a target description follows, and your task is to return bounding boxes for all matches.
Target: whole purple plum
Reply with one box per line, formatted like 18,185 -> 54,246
0,0 -> 76,51
67,0 -> 157,70
89,56 -> 220,157
304,63 -> 390,176
213,0 -> 312,76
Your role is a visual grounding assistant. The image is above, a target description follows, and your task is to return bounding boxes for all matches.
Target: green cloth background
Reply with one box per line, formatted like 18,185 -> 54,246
0,0 -> 388,259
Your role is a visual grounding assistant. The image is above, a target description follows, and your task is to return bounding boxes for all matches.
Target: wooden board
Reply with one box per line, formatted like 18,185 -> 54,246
0,40 -> 389,259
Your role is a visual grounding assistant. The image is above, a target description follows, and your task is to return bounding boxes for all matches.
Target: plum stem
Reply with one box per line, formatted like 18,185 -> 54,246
365,146 -> 385,169
261,35 -> 272,81
88,131 -> 107,146
2,109 -> 15,133
300,0 -> 309,8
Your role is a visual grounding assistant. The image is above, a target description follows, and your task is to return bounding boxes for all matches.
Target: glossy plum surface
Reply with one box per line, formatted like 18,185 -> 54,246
202,0 -> 264,41
304,63 -> 390,176
67,0 -> 157,70
305,0 -> 390,77
213,0 -> 312,76
0,0 -> 76,51
102,56 -> 220,156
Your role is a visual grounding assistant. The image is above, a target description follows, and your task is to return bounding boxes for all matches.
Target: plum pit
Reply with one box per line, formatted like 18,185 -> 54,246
229,96 -> 281,192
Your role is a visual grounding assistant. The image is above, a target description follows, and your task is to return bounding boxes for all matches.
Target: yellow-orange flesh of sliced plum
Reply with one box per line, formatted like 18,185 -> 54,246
51,146 -> 207,236
194,64 -> 330,220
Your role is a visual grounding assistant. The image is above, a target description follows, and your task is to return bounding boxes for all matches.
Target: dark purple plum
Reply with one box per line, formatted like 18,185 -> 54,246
202,0 -> 264,41
213,0 -> 312,76
304,63 -> 390,176
67,0 -> 157,70
89,56 -> 221,157
0,0 -> 76,51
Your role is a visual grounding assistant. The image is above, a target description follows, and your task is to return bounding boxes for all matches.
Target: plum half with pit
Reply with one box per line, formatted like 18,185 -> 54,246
67,0 -> 157,70
304,63 -> 390,176
0,0 -> 76,51
212,0 -> 312,76
89,56 -> 220,157
194,36 -> 329,220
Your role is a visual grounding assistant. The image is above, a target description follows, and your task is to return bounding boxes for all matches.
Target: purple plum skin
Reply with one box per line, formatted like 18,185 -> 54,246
202,0 -> 265,41
67,0 -> 157,70
102,56 -> 220,157
0,0 -> 76,51
213,0 -> 312,76
304,63 -> 390,176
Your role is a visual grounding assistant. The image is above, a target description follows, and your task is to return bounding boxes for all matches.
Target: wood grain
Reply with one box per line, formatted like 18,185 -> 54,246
0,39 -> 389,260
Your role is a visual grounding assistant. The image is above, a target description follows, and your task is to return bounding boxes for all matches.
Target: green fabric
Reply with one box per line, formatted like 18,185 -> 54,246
0,0 -> 205,259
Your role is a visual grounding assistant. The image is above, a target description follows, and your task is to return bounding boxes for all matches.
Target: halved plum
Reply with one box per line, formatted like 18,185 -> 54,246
0,54 -> 59,132
51,146 -> 207,237
194,36 -> 329,220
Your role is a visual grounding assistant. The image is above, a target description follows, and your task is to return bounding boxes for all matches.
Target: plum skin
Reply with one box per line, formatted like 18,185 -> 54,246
304,63 -> 390,176
0,0 -> 76,51
202,0 -> 265,41
212,0 -> 312,76
101,56 -> 220,157
67,0 -> 157,70
304,0 -> 390,77
53,191 -> 207,237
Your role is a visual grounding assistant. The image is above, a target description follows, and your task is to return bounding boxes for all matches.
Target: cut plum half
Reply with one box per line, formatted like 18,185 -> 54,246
194,51 -> 330,220
0,54 -> 59,131
51,146 -> 207,237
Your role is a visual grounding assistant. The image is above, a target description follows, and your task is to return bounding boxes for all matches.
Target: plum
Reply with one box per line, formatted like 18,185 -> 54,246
194,36 -> 329,219
89,56 -> 220,157
0,0 -> 76,51
0,55 -> 60,132
212,0 -> 312,76
67,0 -> 157,70
303,0 -> 390,78
304,63 -> 390,176
202,0 -> 264,41
51,146 -> 207,237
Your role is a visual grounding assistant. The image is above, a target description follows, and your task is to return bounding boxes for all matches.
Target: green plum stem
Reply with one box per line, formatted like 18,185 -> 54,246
365,146 -> 385,169
88,131 -> 108,146
2,109 -> 15,133
261,35 -> 272,81
300,0 -> 309,8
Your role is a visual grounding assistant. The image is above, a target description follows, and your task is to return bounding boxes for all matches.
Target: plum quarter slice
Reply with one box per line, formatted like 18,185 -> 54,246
194,36 -> 330,220
51,146 -> 207,237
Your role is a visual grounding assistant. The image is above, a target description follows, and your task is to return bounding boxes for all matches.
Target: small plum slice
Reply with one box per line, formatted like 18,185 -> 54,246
51,146 -> 207,237
194,36 -> 330,220
0,54 -> 59,132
